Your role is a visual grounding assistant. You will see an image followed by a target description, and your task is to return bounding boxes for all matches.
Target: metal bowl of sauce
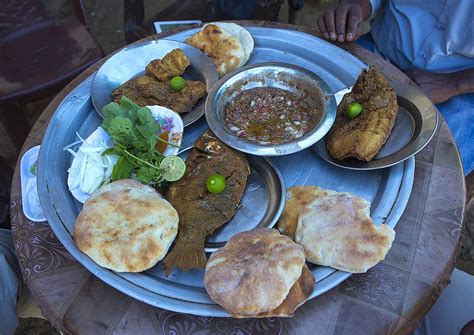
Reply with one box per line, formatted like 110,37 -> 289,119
205,62 -> 337,156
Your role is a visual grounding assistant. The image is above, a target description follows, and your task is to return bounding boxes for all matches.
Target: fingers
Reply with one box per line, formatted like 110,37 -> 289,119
335,4 -> 349,42
324,7 -> 337,41
318,3 -> 365,42
346,6 -> 363,41
317,16 -> 329,39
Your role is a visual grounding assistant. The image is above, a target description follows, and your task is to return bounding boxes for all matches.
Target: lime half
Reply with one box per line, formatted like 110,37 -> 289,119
160,155 -> 186,182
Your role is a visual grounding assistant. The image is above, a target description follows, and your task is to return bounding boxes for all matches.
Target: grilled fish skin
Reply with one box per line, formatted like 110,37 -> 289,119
145,48 -> 190,82
326,66 -> 398,162
112,75 -> 206,114
162,130 -> 250,275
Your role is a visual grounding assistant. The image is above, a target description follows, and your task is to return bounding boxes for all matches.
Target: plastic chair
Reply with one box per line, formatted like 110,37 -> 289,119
0,0 -> 104,152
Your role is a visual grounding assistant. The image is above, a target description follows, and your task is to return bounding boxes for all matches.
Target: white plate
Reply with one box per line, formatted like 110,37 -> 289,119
20,146 -> 46,222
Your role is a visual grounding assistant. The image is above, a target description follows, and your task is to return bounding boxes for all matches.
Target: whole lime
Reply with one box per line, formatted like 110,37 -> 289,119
206,173 -> 226,193
170,76 -> 186,92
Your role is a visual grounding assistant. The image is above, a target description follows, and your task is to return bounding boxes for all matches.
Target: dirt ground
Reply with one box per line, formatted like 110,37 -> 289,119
5,0 -> 473,333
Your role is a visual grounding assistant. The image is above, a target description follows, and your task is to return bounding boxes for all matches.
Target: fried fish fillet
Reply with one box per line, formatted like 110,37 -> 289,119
326,66 -> 398,162
145,48 -> 190,81
112,76 -> 206,113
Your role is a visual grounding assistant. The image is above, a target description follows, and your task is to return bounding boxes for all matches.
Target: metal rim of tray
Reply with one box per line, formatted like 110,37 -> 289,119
38,27 -> 416,317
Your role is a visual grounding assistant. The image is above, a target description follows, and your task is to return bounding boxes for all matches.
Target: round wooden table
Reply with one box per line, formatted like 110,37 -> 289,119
10,22 -> 466,335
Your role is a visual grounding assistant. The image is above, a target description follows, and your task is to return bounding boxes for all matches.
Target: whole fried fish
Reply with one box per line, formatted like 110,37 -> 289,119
163,131 -> 250,275
326,66 -> 398,162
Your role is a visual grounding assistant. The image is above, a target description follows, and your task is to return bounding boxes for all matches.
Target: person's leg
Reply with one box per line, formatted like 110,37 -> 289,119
436,93 -> 474,176
0,228 -> 22,335
354,33 -> 376,53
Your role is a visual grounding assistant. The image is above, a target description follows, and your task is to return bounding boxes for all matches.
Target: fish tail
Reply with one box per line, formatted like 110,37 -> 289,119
162,233 -> 207,276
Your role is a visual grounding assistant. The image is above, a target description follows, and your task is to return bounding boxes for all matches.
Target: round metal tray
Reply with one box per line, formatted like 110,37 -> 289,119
91,39 -> 219,127
313,82 -> 439,170
38,27 -> 415,317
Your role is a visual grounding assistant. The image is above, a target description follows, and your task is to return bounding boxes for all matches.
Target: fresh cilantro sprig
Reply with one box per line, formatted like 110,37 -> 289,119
101,96 -> 166,185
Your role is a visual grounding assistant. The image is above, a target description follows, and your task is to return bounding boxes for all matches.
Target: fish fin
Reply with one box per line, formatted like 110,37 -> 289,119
162,240 -> 207,276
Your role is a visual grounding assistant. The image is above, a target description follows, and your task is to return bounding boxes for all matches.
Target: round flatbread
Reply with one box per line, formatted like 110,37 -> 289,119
74,182 -> 178,272
185,23 -> 253,76
88,179 -> 161,201
295,192 -> 395,273
212,22 -> 253,67
277,186 -> 337,239
204,228 -> 307,317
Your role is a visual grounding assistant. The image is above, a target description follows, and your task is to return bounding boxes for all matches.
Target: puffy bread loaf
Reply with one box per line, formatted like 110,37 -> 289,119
88,179 -> 161,201
277,186 -> 337,239
74,182 -> 178,272
204,228 -> 310,317
185,23 -> 253,76
213,22 -> 253,67
295,192 -> 395,273
254,264 -> 315,318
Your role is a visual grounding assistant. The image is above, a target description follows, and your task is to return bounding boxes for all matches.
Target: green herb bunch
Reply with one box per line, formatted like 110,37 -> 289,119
101,96 -> 166,185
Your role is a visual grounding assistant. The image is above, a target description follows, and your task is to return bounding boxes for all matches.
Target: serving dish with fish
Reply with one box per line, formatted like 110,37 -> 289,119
38,25 -> 419,317
91,39 -> 219,126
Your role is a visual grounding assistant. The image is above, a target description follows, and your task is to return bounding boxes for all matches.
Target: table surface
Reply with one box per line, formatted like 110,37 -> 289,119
10,21 -> 466,335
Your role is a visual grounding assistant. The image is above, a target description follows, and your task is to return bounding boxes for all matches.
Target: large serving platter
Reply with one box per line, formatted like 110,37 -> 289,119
38,27 -> 415,317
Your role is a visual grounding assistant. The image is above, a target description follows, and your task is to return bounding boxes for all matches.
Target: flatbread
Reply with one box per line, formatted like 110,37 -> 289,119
255,264 -> 315,318
89,179 -> 161,201
295,192 -> 395,273
74,182 -> 178,272
204,228 -> 309,317
277,186 -> 337,239
185,23 -> 253,76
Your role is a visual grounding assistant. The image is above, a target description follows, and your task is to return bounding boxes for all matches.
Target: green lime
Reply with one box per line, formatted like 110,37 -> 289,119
170,76 -> 186,92
346,102 -> 363,119
206,173 -> 226,193
159,156 -> 186,182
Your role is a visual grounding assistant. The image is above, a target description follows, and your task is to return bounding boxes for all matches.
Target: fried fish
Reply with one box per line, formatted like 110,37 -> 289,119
326,66 -> 398,162
162,130 -> 250,275
145,48 -> 190,82
112,76 -> 206,113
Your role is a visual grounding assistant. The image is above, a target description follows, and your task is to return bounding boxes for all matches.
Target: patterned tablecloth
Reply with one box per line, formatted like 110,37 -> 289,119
10,22 -> 466,335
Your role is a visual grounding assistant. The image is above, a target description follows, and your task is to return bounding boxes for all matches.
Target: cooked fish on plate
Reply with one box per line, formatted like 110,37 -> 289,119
326,66 -> 398,162
204,228 -> 315,318
112,48 -> 207,114
186,23 -> 254,77
277,186 -> 395,273
163,130 -> 250,275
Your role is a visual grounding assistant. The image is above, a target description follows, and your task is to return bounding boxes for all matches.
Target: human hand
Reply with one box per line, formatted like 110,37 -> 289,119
317,0 -> 372,42
406,69 -> 465,104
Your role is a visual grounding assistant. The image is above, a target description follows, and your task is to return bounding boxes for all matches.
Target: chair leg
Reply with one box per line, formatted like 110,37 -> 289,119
0,102 -> 31,153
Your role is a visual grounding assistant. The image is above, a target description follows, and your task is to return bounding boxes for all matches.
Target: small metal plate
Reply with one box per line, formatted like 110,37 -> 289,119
178,145 -> 286,252
91,39 -> 219,127
205,62 -> 337,156
313,82 -> 438,170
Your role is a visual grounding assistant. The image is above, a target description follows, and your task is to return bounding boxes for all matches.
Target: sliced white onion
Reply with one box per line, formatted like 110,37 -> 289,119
65,130 -> 119,195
